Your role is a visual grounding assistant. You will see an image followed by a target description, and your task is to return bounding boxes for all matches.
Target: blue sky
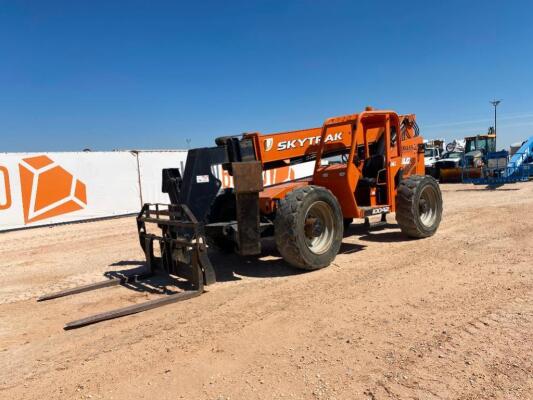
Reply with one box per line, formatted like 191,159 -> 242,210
1,1 -> 532,152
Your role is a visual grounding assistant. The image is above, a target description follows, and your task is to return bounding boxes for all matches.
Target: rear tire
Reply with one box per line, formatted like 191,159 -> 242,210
274,186 -> 343,270
396,175 -> 442,238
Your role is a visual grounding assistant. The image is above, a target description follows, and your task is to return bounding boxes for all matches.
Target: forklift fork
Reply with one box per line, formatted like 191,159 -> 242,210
38,204 -> 214,330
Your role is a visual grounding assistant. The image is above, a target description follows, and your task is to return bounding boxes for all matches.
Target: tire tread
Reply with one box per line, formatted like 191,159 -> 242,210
396,175 -> 443,238
275,185 -> 342,270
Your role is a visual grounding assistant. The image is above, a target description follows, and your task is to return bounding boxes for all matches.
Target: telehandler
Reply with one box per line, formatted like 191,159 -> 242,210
39,107 -> 443,329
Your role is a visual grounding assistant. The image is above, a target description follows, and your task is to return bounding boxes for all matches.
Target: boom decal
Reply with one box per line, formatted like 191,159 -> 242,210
273,132 -> 343,151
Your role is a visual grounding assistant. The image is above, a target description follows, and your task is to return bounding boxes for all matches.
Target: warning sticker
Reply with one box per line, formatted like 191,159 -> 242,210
196,175 -> 209,183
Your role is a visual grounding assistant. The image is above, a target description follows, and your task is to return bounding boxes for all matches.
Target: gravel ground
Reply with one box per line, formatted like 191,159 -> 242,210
0,182 -> 532,400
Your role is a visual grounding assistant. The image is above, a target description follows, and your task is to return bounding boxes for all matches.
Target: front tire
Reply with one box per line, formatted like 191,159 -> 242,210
206,189 -> 237,252
396,175 -> 443,238
274,186 -> 343,270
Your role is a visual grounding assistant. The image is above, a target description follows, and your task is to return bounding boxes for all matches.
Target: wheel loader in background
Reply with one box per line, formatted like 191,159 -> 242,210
439,132 -> 496,182
39,107 -> 443,329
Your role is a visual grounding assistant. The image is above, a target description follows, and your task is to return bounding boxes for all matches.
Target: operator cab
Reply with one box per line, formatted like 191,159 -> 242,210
353,121 -> 401,209
312,111 -> 421,221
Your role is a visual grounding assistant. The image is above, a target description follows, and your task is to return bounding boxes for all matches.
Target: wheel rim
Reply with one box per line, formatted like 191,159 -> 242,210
303,201 -> 335,255
418,185 -> 438,228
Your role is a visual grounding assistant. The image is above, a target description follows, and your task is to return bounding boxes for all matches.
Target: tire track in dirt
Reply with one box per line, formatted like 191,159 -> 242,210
366,293 -> 532,399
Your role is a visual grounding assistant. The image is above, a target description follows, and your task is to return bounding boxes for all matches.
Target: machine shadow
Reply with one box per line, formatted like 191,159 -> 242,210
357,231 -> 412,243
208,239 -> 301,281
210,238 -> 366,282
344,221 -> 413,243
109,260 -> 146,267
103,266 -> 192,294
104,222 -> 411,290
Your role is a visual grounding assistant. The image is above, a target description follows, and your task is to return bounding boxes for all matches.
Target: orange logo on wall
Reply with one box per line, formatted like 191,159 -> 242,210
0,166 -> 12,210
19,155 -> 87,224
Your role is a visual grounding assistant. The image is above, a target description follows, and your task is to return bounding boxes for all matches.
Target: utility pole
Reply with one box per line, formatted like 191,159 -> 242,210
490,99 -> 501,138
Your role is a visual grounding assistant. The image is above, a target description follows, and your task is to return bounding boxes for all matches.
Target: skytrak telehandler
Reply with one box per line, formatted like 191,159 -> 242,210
39,107 -> 443,329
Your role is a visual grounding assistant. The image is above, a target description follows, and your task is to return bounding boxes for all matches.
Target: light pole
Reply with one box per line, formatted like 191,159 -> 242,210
490,99 -> 501,137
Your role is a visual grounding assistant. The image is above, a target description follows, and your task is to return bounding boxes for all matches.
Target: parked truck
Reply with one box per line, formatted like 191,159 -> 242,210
424,139 -> 445,178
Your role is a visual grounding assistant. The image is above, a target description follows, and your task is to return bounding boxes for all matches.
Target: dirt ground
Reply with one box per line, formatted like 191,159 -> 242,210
0,182 -> 532,400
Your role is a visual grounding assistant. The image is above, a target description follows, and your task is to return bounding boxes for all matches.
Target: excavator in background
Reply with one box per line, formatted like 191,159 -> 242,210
39,107 -> 443,329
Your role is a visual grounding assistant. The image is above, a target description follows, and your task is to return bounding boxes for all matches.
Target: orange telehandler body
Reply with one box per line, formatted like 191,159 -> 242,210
39,107 -> 441,329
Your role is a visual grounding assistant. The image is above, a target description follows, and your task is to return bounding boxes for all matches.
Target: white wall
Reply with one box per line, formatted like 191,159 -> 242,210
137,150 -> 188,204
0,150 -> 314,231
0,151 -> 165,231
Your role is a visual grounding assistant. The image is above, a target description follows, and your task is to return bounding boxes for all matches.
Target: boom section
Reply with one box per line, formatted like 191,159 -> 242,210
244,123 -> 354,169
